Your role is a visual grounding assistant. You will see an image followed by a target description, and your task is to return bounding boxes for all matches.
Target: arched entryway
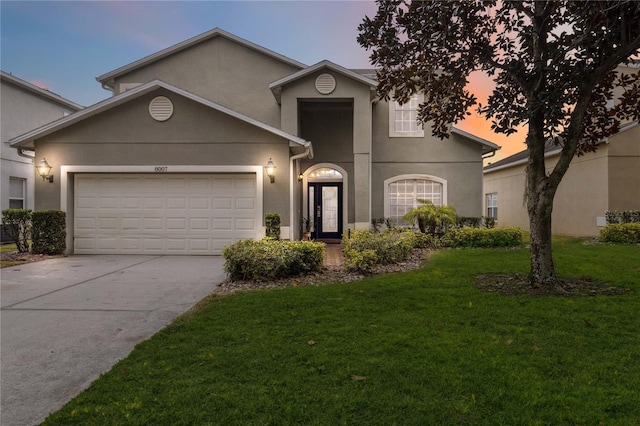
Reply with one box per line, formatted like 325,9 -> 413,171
302,164 -> 347,241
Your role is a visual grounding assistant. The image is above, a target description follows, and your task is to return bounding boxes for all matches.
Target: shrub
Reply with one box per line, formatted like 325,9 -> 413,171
600,223 -> 640,244
1,208 -> 32,252
483,216 -> 496,229
442,227 -> 523,248
605,210 -> 640,224
31,210 -> 67,254
343,248 -> 378,273
412,232 -> 441,249
343,230 -> 415,272
223,239 -> 324,280
456,216 -> 482,228
264,213 -> 281,240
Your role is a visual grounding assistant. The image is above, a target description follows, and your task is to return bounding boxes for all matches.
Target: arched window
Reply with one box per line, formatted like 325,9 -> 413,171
385,175 -> 447,226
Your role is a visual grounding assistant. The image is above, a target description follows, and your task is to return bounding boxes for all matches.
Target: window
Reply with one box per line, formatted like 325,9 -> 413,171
9,177 -> 25,209
388,178 -> 443,226
486,193 -> 498,219
389,94 -> 424,137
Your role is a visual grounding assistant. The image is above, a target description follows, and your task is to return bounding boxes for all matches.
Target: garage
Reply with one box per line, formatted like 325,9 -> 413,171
74,173 -> 258,255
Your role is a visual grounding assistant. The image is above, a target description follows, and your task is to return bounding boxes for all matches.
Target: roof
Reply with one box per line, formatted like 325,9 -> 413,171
483,121 -> 639,173
1,71 -> 84,111
96,28 -> 307,89
9,80 -> 311,150
269,60 -> 378,103
450,127 -> 501,155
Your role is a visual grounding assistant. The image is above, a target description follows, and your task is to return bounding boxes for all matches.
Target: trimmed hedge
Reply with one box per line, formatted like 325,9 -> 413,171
343,230 -> 415,272
441,227 -> 523,248
600,223 -> 640,244
223,239 -> 325,280
32,210 -> 66,254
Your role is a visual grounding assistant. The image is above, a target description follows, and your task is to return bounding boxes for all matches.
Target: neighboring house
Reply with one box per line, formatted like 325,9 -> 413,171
1,71 -> 82,241
10,28 -> 499,255
483,121 -> 640,237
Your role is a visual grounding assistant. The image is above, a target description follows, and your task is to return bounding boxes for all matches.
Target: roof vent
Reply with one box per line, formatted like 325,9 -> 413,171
315,73 -> 336,95
149,96 -> 173,121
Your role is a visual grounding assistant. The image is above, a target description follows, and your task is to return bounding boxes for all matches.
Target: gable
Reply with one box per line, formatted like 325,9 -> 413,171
98,29 -> 304,128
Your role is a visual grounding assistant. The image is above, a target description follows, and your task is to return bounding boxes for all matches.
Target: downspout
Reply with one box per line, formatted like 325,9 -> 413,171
289,143 -> 314,241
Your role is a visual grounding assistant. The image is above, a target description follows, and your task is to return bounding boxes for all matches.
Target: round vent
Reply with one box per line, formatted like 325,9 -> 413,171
149,96 -> 174,121
315,73 -> 336,95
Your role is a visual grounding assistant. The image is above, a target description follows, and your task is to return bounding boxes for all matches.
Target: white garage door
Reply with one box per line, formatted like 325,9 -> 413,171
74,174 -> 258,255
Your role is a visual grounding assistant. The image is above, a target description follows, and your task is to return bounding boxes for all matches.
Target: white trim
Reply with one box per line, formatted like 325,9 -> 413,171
60,165 -> 264,255
300,163 -> 349,238
383,174 -> 449,222
451,127 -> 501,153
388,94 -> 424,138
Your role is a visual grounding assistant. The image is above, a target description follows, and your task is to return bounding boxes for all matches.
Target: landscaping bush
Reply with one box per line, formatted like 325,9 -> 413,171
223,239 -> 324,280
605,210 -> 640,224
456,216 -> 482,228
1,208 -> 32,252
600,223 -> 640,244
483,216 -> 496,228
442,227 -> 523,248
343,230 -> 415,272
264,213 -> 281,240
343,248 -> 378,273
412,232 -> 441,249
31,210 -> 66,255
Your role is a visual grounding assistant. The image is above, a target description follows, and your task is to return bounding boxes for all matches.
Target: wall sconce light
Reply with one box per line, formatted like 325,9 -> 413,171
36,158 -> 54,183
298,173 -> 304,182
265,157 -> 276,183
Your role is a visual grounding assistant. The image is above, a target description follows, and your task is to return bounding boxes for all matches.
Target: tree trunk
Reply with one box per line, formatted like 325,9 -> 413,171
528,190 -> 556,285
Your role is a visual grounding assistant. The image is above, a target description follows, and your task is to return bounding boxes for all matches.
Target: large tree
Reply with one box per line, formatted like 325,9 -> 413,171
358,0 -> 640,286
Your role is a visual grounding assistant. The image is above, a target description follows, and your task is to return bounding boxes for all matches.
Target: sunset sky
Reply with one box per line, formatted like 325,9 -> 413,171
1,1 -> 526,161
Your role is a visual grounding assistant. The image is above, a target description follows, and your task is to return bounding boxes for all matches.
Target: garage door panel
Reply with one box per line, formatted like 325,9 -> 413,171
74,174 -> 258,255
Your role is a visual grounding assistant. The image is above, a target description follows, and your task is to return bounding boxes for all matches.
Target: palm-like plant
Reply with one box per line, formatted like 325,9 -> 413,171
403,200 -> 458,235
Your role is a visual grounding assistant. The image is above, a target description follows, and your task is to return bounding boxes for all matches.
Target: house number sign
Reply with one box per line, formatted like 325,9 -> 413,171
154,166 -> 168,172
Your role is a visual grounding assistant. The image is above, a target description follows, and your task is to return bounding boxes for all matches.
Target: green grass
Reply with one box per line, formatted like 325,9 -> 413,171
44,239 -> 640,425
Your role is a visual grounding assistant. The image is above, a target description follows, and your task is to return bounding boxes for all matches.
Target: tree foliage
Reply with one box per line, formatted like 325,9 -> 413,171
358,0 -> 640,285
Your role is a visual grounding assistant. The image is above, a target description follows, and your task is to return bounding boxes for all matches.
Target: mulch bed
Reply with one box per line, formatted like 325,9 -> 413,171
214,248 -> 431,294
0,250 -> 64,266
474,273 -> 633,297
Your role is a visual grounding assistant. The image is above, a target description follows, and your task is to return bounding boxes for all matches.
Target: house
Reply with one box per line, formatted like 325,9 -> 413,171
10,28 -> 499,255
483,121 -> 639,237
1,71 -> 82,241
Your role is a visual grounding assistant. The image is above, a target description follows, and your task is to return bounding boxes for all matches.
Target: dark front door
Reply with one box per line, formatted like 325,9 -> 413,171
308,182 -> 343,240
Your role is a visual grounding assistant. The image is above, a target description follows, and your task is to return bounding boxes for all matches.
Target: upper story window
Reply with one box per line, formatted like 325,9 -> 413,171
9,177 -> 25,209
389,94 -> 424,138
486,192 -> 498,219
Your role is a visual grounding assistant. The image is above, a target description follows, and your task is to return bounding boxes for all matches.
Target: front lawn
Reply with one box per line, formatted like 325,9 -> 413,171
44,238 -> 640,425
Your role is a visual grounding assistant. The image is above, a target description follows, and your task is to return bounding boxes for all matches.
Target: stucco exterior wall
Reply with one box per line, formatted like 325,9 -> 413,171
1,78 -> 77,214
113,36 -> 300,128
484,145 -> 614,236
280,70 -> 373,228
33,89 -> 292,224
372,100 -> 485,217
608,125 -> 640,210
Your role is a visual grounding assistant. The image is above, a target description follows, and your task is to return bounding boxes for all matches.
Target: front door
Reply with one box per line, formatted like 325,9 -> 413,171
308,182 -> 343,240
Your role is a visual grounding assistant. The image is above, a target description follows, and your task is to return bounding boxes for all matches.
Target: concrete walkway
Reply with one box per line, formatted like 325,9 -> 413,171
1,255 -> 226,426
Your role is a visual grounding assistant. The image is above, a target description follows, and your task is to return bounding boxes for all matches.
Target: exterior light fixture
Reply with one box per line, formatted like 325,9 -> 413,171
265,157 -> 276,183
36,158 -> 54,183
298,173 -> 304,182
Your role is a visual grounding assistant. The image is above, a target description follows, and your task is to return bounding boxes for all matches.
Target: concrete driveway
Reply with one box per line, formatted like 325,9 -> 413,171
1,255 -> 226,426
